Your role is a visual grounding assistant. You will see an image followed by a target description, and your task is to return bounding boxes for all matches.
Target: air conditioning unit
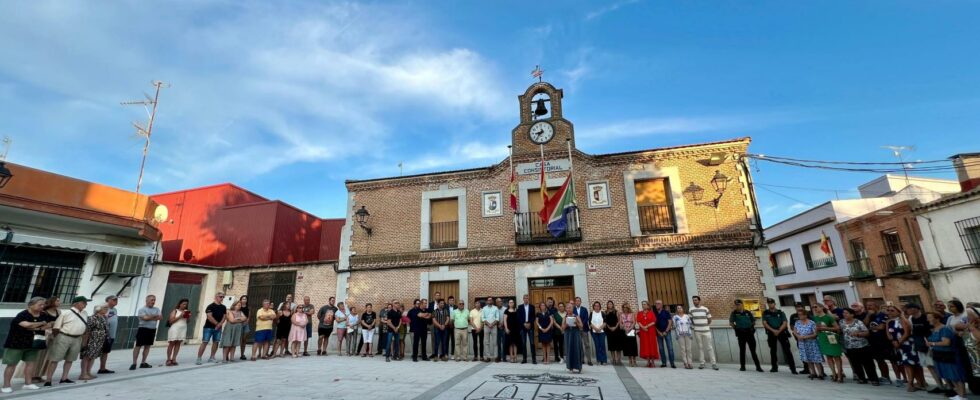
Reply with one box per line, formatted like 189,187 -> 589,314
95,253 -> 148,277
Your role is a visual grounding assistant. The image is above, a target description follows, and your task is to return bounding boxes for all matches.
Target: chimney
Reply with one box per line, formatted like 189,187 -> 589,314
951,153 -> 980,192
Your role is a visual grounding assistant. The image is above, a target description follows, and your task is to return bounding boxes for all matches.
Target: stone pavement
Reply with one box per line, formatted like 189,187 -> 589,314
0,346 -> 941,399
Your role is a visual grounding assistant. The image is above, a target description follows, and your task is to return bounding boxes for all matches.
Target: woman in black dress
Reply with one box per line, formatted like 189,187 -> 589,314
604,300 -> 624,366
503,299 -> 521,363
621,302 -> 639,366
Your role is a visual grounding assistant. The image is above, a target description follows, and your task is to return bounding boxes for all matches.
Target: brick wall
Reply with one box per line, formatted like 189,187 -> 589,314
218,262 -> 338,308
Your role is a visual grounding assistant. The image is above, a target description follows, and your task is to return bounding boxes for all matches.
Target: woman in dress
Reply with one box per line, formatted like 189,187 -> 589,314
840,307 -> 879,385
504,299 -> 520,363
793,308 -> 825,379
620,303 -> 638,367
33,297 -> 61,383
288,304 -> 309,358
925,311 -> 968,399
886,304 -> 920,392
603,301 -> 623,366
812,304 -> 844,382
536,303 -> 554,365
562,302 -> 584,373
220,301 -> 246,363
636,301 -> 659,368
273,304 -> 292,357
166,298 -> 190,366
78,304 -> 108,381
672,305 -> 694,369
590,301 -> 608,365
237,295 -> 250,361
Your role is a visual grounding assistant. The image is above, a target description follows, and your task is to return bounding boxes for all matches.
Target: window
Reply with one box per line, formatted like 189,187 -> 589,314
881,229 -> 903,254
634,178 -> 676,235
879,229 -> 911,273
0,245 -> 85,304
954,216 -> 980,264
898,295 -> 923,308
800,293 -> 817,310
823,290 -> 847,309
849,239 -> 868,260
847,238 -> 873,278
803,239 -> 836,270
429,198 -> 459,249
772,250 -> 795,276
778,294 -> 796,307
644,268 -> 687,313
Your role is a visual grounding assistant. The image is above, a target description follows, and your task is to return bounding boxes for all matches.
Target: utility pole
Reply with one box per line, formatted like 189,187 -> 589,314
122,81 -> 169,198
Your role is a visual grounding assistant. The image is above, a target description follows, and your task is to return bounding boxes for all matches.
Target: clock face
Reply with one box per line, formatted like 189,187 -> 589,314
528,121 -> 555,144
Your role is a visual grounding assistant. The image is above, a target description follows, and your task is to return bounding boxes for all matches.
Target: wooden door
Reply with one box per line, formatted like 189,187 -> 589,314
645,268 -> 687,313
530,287 -> 575,307
429,280 -> 459,303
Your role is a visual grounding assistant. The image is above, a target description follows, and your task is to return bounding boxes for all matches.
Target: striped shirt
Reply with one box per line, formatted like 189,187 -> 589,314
689,306 -> 712,332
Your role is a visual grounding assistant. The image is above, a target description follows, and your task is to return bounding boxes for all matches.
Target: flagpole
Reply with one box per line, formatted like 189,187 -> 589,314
509,145 -> 517,234
566,138 -> 579,230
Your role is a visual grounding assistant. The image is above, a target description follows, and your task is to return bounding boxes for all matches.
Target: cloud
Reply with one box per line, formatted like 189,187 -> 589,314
362,140 -> 510,178
576,111 -> 812,146
586,0 -> 641,21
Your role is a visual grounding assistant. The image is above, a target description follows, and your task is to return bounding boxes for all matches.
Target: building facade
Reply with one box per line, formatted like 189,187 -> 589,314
765,177 -> 956,310
0,163 -> 161,348
338,81 -> 774,362
914,153 -> 980,303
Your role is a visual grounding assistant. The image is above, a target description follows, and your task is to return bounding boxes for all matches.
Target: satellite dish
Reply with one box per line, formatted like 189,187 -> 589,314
153,204 -> 169,223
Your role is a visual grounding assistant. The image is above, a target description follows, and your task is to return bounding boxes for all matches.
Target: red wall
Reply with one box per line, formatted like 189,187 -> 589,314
270,203 -> 323,264
319,219 -> 345,261
214,202 -> 278,266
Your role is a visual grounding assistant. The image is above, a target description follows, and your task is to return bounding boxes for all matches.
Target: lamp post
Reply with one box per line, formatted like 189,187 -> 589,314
0,162 -> 12,189
683,170 -> 730,208
354,205 -> 372,235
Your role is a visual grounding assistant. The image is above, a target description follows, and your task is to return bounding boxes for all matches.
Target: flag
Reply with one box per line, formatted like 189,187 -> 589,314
509,166 -> 518,211
820,231 -> 831,255
768,250 -> 777,271
538,158 -> 549,224
531,65 -> 543,79
542,174 -> 576,237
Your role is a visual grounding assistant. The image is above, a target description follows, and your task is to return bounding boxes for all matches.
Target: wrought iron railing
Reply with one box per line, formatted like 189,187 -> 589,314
879,251 -> 912,274
848,258 -> 875,279
514,206 -> 582,244
429,221 -> 459,249
806,255 -> 837,270
638,204 -> 676,235
773,264 -> 795,276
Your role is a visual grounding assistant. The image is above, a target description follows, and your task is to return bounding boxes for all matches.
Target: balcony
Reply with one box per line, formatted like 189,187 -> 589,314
806,255 -> 836,270
879,251 -> 913,274
773,264 -> 795,276
848,258 -> 875,279
515,206 -> 582,245
638,204 -> 676,235
429,221 -> 459,249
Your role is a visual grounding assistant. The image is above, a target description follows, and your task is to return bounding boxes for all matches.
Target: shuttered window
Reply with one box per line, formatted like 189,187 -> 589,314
634,179 -> 675,234
429,198 -> 459,249
644,268 -> 688,313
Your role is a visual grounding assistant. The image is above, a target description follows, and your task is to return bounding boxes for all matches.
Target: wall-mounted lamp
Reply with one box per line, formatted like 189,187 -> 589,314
682,170 -> 730,208
354,205 -> 372,235
0,162 -> 12,189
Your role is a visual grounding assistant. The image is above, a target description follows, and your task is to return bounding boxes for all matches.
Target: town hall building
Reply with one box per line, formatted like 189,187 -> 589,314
337,81 -> 776,362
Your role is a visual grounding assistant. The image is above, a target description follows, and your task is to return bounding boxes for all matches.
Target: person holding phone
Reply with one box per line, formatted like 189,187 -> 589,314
165,298 -> 190,366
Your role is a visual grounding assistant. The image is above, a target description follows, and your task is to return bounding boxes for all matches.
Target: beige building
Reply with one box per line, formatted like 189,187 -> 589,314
336,81 -> 776,362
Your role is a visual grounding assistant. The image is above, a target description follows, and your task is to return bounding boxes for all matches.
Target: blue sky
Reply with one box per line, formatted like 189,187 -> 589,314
2,1 -> 979,225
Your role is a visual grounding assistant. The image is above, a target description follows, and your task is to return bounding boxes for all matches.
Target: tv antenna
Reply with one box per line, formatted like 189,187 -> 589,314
882,145 -> 914,186
0,136 -> 11,161
121,80 -> 169,198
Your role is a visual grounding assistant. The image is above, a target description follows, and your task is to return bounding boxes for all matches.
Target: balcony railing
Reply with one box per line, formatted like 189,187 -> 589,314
429,221 -> 459,249
773,264 -> 796,276
848,258 -> 875,279
806,255 -> 837,270
638,204 -> 676,235
515,206 -> 582,245
879,251 -> 913,274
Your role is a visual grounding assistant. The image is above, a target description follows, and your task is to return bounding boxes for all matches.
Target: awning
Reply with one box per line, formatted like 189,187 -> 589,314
6,228 -> 155,258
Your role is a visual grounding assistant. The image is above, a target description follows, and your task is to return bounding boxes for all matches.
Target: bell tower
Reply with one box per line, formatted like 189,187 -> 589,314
511,81 -> 575,157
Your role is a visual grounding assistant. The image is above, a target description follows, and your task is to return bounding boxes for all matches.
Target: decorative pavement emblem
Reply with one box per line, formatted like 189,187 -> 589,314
465,373 -> 602,400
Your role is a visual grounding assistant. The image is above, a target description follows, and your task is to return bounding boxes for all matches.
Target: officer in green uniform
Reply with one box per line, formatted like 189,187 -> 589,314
729,299 -> 763,372
762,298 -> 798,374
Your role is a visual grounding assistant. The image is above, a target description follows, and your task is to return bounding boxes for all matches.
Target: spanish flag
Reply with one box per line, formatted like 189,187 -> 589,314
820,231 -> 832,255
509,166 -> 518,211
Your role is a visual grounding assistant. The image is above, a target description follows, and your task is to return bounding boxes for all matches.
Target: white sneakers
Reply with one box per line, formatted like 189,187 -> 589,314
1,384 -> 42,393
1,387 -> 11,393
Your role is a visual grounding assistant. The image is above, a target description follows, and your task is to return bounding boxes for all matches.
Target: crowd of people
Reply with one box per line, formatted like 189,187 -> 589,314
2,290 -> 978,399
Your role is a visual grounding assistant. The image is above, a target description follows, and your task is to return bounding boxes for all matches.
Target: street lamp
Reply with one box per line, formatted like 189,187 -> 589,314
683,170 -> 730,208
0,162 -> 12,189
354,205 -> 372,235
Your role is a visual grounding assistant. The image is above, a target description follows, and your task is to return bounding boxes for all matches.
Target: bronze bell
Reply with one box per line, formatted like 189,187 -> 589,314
533,98 -> 548,116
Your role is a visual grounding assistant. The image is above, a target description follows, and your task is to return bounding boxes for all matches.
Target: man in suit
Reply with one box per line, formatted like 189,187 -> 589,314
519,294 -> 537,364
446,295 -> 457,358
573,297 -> 594,366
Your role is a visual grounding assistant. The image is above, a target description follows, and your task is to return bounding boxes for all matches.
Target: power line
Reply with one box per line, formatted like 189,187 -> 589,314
748,153 -> 948,166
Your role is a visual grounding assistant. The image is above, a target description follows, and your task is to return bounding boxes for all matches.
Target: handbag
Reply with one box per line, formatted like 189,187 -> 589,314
31,334 -> 47,350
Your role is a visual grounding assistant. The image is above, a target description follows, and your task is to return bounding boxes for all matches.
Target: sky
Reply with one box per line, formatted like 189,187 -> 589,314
2,1 -> 979,226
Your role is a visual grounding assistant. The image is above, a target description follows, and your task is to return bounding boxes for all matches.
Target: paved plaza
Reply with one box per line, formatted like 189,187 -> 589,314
1,346 -> 940,400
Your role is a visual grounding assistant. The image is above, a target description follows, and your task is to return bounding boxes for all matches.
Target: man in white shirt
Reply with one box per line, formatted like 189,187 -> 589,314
482,297 -> 499,362
689,295 -> 717,370
45,296 -> 90,386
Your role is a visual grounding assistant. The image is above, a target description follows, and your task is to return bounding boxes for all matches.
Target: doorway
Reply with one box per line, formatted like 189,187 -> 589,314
428,280 -> 460,303
644,268 -> 688,313
245,271 -> 297,341
156,271 -> 205,342
528,276 -> 575,306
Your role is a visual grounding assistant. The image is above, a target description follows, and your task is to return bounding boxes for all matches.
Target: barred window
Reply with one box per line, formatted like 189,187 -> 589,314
0,245 -> 85,304
954,216 -> 980,264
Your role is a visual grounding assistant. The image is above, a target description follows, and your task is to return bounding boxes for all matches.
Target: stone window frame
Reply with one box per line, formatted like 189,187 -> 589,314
420,187 -> 467,251
623,166 -> 689,237
632,253 -> 698,310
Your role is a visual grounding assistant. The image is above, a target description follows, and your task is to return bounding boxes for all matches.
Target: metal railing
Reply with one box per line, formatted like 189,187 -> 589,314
879,251 -> 912,274
848,258 -> 875,279
638,204 -> 676,235
773,264 -> 796,276
805,255 -> 837,270
514,206 -> 582,244
429,221 -> 459,249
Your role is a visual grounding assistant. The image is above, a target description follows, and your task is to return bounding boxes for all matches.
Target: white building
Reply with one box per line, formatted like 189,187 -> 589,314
914,153 -> 980,303
764,176 -> 957,308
